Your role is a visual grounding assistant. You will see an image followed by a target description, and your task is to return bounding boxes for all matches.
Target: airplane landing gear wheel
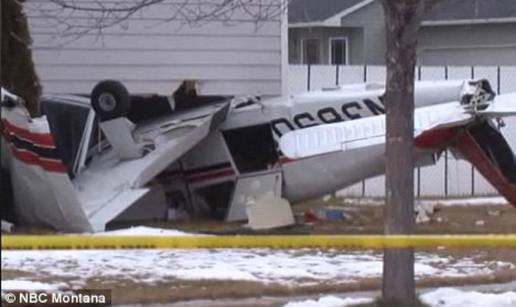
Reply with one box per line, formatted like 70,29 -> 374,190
91,80 -> 131,121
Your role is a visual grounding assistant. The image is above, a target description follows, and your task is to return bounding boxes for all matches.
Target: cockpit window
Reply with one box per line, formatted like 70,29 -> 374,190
41,98 -> 90,177
223,124 -> 279,173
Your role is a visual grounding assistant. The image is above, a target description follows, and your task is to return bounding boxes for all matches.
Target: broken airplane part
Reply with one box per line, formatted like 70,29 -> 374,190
1,79 -> 515,232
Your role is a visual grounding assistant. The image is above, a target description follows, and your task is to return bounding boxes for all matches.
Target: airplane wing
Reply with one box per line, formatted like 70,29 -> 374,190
279,93 -> 516,160
2,84 -> 231,232
475,92 -> 516,117
74,101 -> 231,227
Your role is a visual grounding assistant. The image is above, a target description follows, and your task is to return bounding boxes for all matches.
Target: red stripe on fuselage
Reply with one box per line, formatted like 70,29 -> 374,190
187,169 -> 236,183
1,119 -> 56,148
9,145 -> 67,173
158,167 -> 236,184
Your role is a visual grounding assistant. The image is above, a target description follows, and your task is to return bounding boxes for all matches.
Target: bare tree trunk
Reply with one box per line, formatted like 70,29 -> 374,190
379,0 -> 435,304
1,0 -> 41,116
1,0 -> 2,89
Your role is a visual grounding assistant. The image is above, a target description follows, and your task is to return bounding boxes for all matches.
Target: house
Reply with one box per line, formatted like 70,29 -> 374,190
289,0 -> 516,65
24,1 -> 288,97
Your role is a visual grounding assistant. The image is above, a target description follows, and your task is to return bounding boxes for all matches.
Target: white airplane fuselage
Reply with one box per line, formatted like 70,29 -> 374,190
178,81 -> 471,205
2,80 -> 515,231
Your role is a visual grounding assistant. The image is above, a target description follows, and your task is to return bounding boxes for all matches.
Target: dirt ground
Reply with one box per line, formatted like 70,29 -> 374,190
113,197 -> 516,235
3,197 -> 516,305
10,197 -> 516,235
100,199 -> 516,304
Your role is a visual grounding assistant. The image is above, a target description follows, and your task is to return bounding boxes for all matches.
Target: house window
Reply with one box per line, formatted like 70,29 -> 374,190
329,37 -> 348,65
302,39 -> 321,64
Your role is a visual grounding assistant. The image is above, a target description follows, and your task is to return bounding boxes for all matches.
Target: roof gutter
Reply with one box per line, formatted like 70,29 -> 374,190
422,17 -> 516,26
288,0 -> 375,28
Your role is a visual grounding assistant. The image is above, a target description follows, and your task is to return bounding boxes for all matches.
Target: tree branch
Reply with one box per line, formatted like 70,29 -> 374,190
26,0 -> 289,41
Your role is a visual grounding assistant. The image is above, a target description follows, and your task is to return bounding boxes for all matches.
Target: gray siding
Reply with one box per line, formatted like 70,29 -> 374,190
289,0 -> 516,66
340,0 -> 385,65
418,23 -> 516,66
288,1 -> 385,65
25,1 -> 285,96
289,27 -> 364,64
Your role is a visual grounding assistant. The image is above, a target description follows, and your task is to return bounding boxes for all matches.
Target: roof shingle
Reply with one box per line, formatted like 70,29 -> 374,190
424,0 -> 516,21
288,0 -> 516,24
288,0 -> 365,23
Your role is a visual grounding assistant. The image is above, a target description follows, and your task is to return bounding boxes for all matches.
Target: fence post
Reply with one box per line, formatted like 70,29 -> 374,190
444,150 -> 449,196
497,66 -> 501,94
416,66 -> 422,198
362,64 -> 367,195
417,167 -> 421,198
307,64 -> 311,91
335,65 -> 339,86
444,66 -> 449,196
470,66 -> 476,196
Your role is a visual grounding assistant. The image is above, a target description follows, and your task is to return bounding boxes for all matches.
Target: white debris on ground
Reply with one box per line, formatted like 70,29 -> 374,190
284,295 -> 373,307
1,220 -> 13,233
1,280 -> 66,292
2,232 -> 514,289
420,288 -> 516,307
283,289 -> 516,307
94,226 -> 199,236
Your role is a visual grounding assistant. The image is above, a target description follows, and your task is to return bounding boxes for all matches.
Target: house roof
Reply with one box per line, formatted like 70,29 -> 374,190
288,0 -> 365,23
289,0 -> 516,26
424,0 -> 516,23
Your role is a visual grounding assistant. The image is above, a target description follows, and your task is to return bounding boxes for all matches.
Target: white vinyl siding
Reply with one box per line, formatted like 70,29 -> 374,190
25,1 -> 285,96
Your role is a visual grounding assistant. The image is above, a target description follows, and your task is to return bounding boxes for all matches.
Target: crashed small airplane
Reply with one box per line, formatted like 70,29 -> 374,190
1,79 -> 515,232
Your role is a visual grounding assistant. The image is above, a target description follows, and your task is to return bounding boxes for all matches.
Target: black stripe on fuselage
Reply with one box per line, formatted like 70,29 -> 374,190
184,162 -> 232,175
159,162 -> 233,178
3,133 -> 61,160
271,97 -> 385,137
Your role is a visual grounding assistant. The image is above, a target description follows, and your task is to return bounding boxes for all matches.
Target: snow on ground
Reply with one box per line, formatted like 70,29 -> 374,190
420,196 -> 509,207
421,288 -> 516,307
340,196 -> 508,207
94,226 -> 199,236
284,289 -> 516,307
284,295 -> 373,307
1,280 -> 66,292
2,246 -> 513,289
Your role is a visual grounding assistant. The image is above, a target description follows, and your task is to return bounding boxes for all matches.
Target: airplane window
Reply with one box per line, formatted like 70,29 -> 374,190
41,98 -> 90,177
223,124 -> 279,173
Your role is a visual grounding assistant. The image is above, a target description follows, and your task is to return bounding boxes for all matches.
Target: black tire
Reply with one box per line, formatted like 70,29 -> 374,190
91,80 -> 131,121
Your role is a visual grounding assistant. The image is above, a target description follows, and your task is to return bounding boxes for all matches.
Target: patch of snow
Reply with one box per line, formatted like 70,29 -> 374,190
284,295 -> 373,307
420,196 -> 508,207
2,249 -> 511,287
284,288 -> 516,307
322,195 -> 332,203
421,288 -> 516,307
340,196 -> 508,207
340,197 -> 384,206
1,280 -> 65,291
94,226 -> 199,236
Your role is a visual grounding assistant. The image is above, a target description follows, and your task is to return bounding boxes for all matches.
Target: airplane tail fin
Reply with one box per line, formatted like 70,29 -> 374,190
1,107 -> 93,232
451,122 -> 516,206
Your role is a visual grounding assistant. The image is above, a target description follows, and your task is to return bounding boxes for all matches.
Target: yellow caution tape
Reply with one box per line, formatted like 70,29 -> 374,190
2,234 -> 516,250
